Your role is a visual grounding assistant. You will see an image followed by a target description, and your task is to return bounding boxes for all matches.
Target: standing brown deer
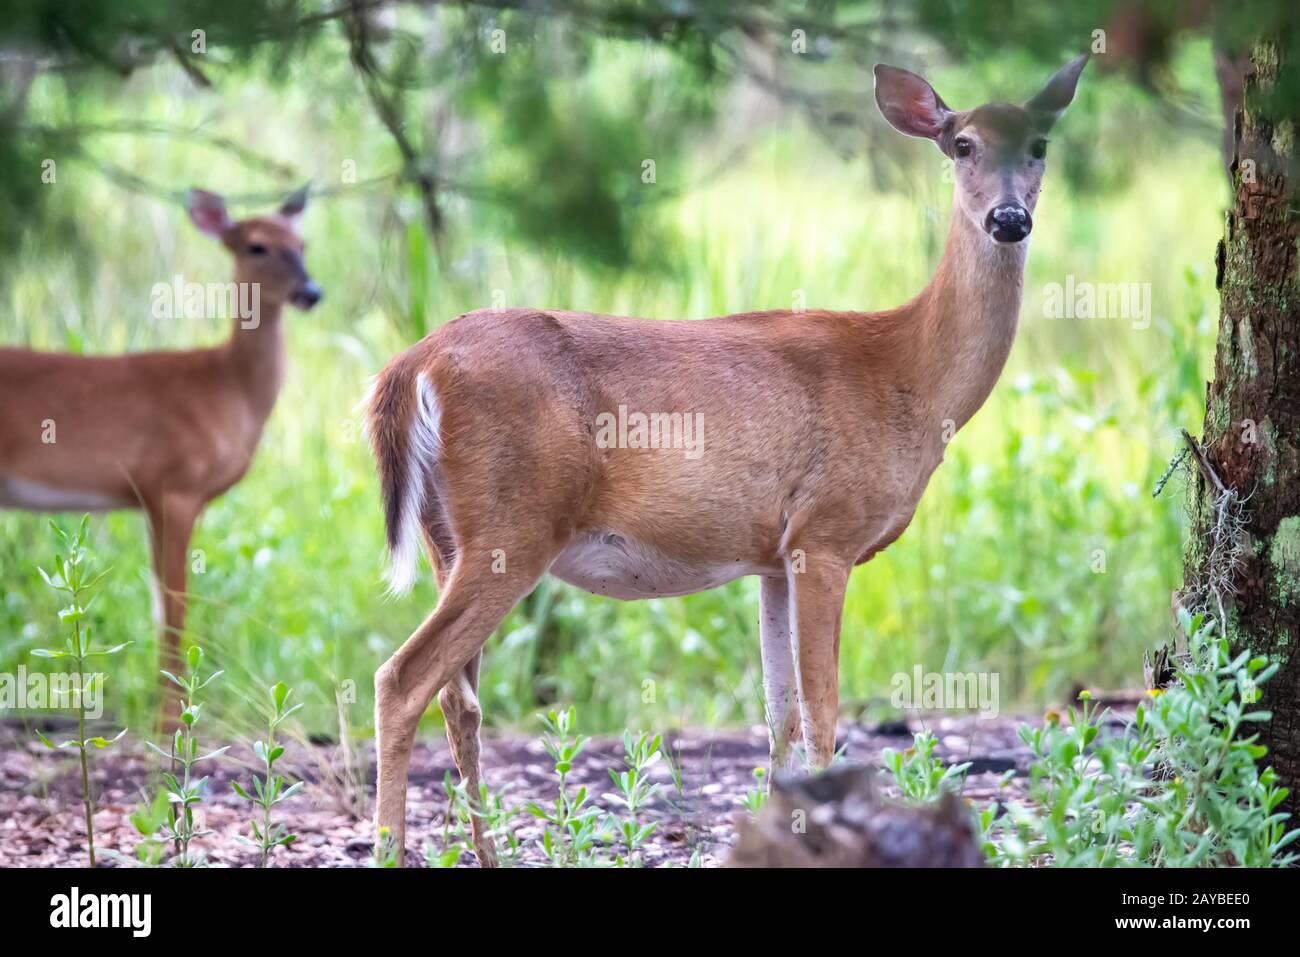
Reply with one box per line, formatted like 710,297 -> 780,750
0,189 -> 322,718
366,56 -> 1087,866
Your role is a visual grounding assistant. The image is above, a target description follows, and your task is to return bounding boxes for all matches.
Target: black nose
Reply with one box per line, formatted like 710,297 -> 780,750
292,281 -> 323,310
984,204 -> 1032,243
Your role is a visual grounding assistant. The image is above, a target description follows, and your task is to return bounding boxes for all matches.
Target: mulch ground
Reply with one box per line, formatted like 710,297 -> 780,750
0,703 -> 1137,867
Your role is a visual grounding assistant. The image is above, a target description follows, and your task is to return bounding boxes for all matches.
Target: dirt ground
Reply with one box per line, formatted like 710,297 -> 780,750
0,704 -> 1137,867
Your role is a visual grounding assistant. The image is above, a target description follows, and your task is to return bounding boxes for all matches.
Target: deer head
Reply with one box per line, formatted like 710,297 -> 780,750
187,187 -> 323,310
874,55 -> 1088,244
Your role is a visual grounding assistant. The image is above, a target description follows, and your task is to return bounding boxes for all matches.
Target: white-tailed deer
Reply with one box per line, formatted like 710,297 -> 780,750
0,189 -> 321,718
366,56 -> 1087,865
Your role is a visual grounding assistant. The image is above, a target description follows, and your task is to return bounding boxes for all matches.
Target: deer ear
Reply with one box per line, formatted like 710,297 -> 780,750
279,184 -> 310,227
873,65 -> 953,142
187,189 -> 231,239
1026,54 -> 1088,121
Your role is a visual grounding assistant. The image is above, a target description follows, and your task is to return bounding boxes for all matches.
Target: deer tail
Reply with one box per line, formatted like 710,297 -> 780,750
364,362 -> 443,596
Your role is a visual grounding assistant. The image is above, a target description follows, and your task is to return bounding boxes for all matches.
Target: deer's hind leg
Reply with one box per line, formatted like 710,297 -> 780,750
373,517 -> 556,867
424,513 -> 498,867
439,648 -> 493,865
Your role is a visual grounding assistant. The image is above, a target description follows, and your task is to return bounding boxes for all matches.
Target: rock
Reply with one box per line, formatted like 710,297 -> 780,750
727,764 -> 985,868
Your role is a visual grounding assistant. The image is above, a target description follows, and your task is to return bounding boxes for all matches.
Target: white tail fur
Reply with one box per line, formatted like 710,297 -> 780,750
385,372 -> 444,595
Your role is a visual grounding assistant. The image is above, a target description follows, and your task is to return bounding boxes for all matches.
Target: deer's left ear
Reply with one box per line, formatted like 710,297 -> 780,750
1026,54 -> 1088,122
279,184 -> 310,228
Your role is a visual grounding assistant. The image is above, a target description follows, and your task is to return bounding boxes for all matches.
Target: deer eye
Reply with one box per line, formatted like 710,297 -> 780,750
1030,139 -> 1048,160
247,243 -> 268,256
954,137 -> 973,158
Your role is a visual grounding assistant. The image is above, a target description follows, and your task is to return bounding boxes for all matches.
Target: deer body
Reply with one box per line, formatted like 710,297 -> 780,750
0,190 -> 319,713
381,209 -> 1023,601
368,57 -> 1086,866
0,315 -> 284,510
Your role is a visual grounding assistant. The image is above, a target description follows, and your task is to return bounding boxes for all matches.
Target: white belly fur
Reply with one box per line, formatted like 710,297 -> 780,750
0,475 -> 134,512
550,529 -> 765,600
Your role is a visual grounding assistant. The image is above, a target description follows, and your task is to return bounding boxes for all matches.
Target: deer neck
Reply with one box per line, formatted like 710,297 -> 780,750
222,291 -> 286,421
910,201 -> 1027,431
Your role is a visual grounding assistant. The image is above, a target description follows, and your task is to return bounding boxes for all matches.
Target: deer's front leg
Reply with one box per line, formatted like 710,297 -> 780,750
787,556 -> 851,770
759,575 -> 801,775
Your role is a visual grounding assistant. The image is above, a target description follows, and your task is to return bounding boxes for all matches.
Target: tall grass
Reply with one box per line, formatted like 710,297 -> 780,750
0,56 -> 1223,741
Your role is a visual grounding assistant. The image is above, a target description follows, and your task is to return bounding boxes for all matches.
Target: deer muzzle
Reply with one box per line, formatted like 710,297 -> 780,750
984,204 -> 1031,244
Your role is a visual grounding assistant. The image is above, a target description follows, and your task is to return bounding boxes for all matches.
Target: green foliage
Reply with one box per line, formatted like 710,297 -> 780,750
990,614 -> 1298,866
372,826 -> 400,868
882,615 -> 1300,867
231,680 -> 304,866
525,706 -> 607,867
420,706 -> 672,868
426,773 -> 472,868
127,790 -> 171,867
32,516 -> 129,867
739,766 -> 769,815
881,730 -> 971,805
146,645 -> 229,867
601,731 -> 662,867
428,771 -> 520,868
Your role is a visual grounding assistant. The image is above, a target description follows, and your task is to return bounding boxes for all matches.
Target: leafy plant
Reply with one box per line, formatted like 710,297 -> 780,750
525,706 -> 607,866
427,772 -> 475,868
97,788 -> 171,868
881,730 -> 971,805
32,516 -> 129,867
372,826 -> 400,868
146,645 -> 228,867
425,771 -> 521,868
602,731 -> 662,866
885,612 -> 1300,868
231,681 -> 303,867
739,766 -> 769,815
129,790 -> 171,866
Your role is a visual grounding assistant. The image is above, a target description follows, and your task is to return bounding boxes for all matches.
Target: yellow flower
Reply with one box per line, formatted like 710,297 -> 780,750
1044,709 -> 1061,724
1146,688 -> 1165,697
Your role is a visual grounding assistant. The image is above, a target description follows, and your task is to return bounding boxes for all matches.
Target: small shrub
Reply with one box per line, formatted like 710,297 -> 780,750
231,681 -> 303,867
372,827 -> 400,867
127,790 -> 171,866
146,645 -> 228,867
882,613 -> 1300,868
602,731 -> 662,866
881,730 -> 971,805
33,516 -> 129,867
525,706 -> 606,867
739,767 -> 769,815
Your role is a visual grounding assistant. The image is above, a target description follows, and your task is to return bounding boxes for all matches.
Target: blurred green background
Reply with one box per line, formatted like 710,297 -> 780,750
0,6 -> 1226,741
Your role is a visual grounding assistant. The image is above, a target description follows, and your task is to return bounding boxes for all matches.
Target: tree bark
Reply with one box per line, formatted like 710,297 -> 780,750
1186,33 -> 1300,817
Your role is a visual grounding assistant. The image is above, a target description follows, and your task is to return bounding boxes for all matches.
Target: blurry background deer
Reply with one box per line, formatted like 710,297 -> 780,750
1,187 -> 320,722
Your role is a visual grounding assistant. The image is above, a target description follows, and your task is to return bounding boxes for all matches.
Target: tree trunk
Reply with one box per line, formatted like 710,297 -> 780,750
1186,33 -> 1300,817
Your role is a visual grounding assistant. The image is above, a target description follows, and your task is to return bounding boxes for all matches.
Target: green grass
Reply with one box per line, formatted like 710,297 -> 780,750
0,57 -> 1224,743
